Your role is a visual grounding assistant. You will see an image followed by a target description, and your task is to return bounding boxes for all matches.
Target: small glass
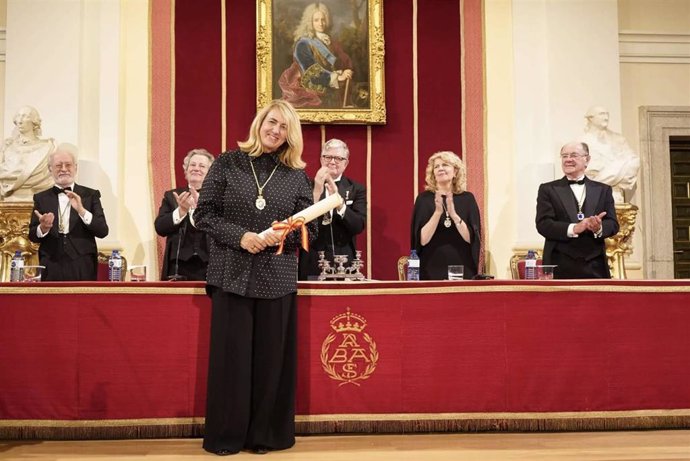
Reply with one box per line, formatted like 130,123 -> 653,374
22,265 -> 45,282
447,265 -> 464,281
129,265 -> 147,282
537,264 -> 557,280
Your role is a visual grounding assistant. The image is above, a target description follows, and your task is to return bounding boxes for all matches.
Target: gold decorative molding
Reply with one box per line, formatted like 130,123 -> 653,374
0,202 -> 39,281
606,203 -> 638,279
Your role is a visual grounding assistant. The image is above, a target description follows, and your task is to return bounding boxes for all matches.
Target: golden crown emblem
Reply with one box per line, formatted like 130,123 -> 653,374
329,306 -> 367,333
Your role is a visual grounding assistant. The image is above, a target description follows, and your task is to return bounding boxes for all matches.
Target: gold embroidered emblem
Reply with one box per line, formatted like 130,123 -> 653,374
321,307 -> 378,386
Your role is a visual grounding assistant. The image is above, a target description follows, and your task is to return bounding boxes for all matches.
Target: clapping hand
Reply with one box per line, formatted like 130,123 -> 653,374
33,210 -> 55,234
573,212 -> 606,235
445,194 -> 461,223
173,190 -> 196,215
189,186 -> 200,206
433,191 -> 445,214
313,167 -> 337,202
64,190 -> 86,217
585,212 -> 606,233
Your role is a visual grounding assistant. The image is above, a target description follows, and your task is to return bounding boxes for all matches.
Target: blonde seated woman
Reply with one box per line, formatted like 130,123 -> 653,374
410,151 -> 481,280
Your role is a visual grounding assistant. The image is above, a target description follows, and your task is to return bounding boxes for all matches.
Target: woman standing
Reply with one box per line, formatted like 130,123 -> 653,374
411,151 -> 481,280
193,100 -> 317,455
154,148 -> 214,281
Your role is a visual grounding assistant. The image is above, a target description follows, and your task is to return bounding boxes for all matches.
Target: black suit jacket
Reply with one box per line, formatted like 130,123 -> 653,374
299,175 -> 367,279
536,176 -> 619,278
154,187 -> 209,280
29,184 -> 109,280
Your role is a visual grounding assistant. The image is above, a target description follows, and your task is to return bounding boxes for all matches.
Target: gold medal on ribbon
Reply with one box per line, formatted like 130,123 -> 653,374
250,159 -> 279,212
256,195 -> 266,210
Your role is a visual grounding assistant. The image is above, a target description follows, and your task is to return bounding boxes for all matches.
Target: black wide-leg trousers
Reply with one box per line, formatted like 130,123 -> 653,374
203,289 -> 297,454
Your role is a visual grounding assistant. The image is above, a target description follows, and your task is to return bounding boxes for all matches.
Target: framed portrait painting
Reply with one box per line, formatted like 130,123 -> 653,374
256,0 -> 386,124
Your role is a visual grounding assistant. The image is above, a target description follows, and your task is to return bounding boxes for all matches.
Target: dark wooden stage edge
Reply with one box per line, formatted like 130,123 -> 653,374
1,281 -> 690,439
3,410 -> 690,440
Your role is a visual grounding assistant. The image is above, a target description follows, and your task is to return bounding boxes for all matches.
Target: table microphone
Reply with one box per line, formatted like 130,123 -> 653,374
168,220 -> 188,281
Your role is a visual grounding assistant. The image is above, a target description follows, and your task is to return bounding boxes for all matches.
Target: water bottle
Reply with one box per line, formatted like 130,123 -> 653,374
10,250 -> 24,282
108,250 -> 122,282
407,249 -> 420,281
524,250 -> 537,280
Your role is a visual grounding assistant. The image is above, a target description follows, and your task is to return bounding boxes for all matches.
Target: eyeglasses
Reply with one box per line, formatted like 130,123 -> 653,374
322,155 -> 348,164
560,153 -> 587,160
53,162 -> 75,169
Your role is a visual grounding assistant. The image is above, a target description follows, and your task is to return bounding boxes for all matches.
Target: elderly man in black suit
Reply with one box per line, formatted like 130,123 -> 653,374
155,148 -> 214,281
536,141 -> 619,279
29,143 -> 109,281
299,138 -> 366,280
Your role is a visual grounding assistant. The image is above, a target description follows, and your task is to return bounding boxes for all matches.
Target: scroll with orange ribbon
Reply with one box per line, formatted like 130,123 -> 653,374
259,193 -> 344,254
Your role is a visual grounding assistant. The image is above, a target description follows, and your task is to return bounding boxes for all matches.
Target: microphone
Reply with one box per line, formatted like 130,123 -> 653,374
168,220 -> 188,281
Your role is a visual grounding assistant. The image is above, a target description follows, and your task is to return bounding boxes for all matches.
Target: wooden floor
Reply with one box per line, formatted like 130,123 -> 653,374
1,431 -> 690,460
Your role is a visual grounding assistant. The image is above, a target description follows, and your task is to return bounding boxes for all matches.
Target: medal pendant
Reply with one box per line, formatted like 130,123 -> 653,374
576,212 -> 585,221
58,223 -> 64,233
255,195 -> 266,210
322,214 -> 332,225
444,217 -> 452,228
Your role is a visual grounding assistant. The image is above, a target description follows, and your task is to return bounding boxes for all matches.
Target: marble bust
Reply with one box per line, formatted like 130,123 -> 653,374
579,106 -> 640,203
0,106 -> 56,202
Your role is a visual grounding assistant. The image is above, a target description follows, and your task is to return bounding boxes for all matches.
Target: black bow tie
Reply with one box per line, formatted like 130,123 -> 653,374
53,186 -> 72,194
567,179 -> 584,185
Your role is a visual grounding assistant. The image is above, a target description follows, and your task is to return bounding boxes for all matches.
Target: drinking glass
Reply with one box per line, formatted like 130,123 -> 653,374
447,265 -> 464,281
537,265 -> 557,280
129,265 -> 147,282
22,265 -> 45,282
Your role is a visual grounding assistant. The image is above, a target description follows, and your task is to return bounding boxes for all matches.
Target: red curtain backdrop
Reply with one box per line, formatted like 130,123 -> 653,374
156,0 -> 485,280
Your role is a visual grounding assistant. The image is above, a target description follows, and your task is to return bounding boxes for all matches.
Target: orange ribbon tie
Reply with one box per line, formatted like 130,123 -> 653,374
271,217 -> 309,255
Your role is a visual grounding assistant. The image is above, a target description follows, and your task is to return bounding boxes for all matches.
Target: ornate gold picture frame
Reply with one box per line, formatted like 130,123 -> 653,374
257,0 -> 385,124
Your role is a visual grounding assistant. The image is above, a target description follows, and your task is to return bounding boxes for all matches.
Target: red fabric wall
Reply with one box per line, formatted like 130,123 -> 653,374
169,0 -> 484,280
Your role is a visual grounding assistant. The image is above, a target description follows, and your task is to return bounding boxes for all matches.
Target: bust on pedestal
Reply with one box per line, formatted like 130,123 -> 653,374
0,106 -> 54,280
578,106 -> 640,278
579,106 -> 640,204
0,106 -> 55,202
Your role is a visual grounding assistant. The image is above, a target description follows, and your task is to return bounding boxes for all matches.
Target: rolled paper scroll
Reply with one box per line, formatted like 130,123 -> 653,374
259,193 -> 344,251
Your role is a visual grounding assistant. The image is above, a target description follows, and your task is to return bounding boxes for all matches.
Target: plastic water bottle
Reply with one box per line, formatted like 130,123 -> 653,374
407,249 -> 420,281
10,250 -> 24,282
108,250 -> 122,282
524,250 -> 537,280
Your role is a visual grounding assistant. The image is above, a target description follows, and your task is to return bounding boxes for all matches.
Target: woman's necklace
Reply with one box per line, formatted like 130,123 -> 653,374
441,195 -> 452,228
250,159 -> 279,210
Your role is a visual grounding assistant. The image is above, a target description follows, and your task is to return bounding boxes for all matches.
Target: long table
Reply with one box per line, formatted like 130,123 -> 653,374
1,280 -> 689,439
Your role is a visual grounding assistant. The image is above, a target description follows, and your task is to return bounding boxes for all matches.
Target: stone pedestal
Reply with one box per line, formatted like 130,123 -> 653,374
605,203 -> 638,279
0,202 -> 40,281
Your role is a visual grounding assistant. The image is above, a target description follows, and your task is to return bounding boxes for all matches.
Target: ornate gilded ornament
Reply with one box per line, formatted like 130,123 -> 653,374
605,203 -> 638,279
321,307 -> 378,386
0,202 -> 40,281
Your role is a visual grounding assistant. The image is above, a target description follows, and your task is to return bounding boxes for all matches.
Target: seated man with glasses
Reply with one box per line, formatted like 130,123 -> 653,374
535,141 -> 618,279
29,143 -> 109,280
299,138 -> 367,280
